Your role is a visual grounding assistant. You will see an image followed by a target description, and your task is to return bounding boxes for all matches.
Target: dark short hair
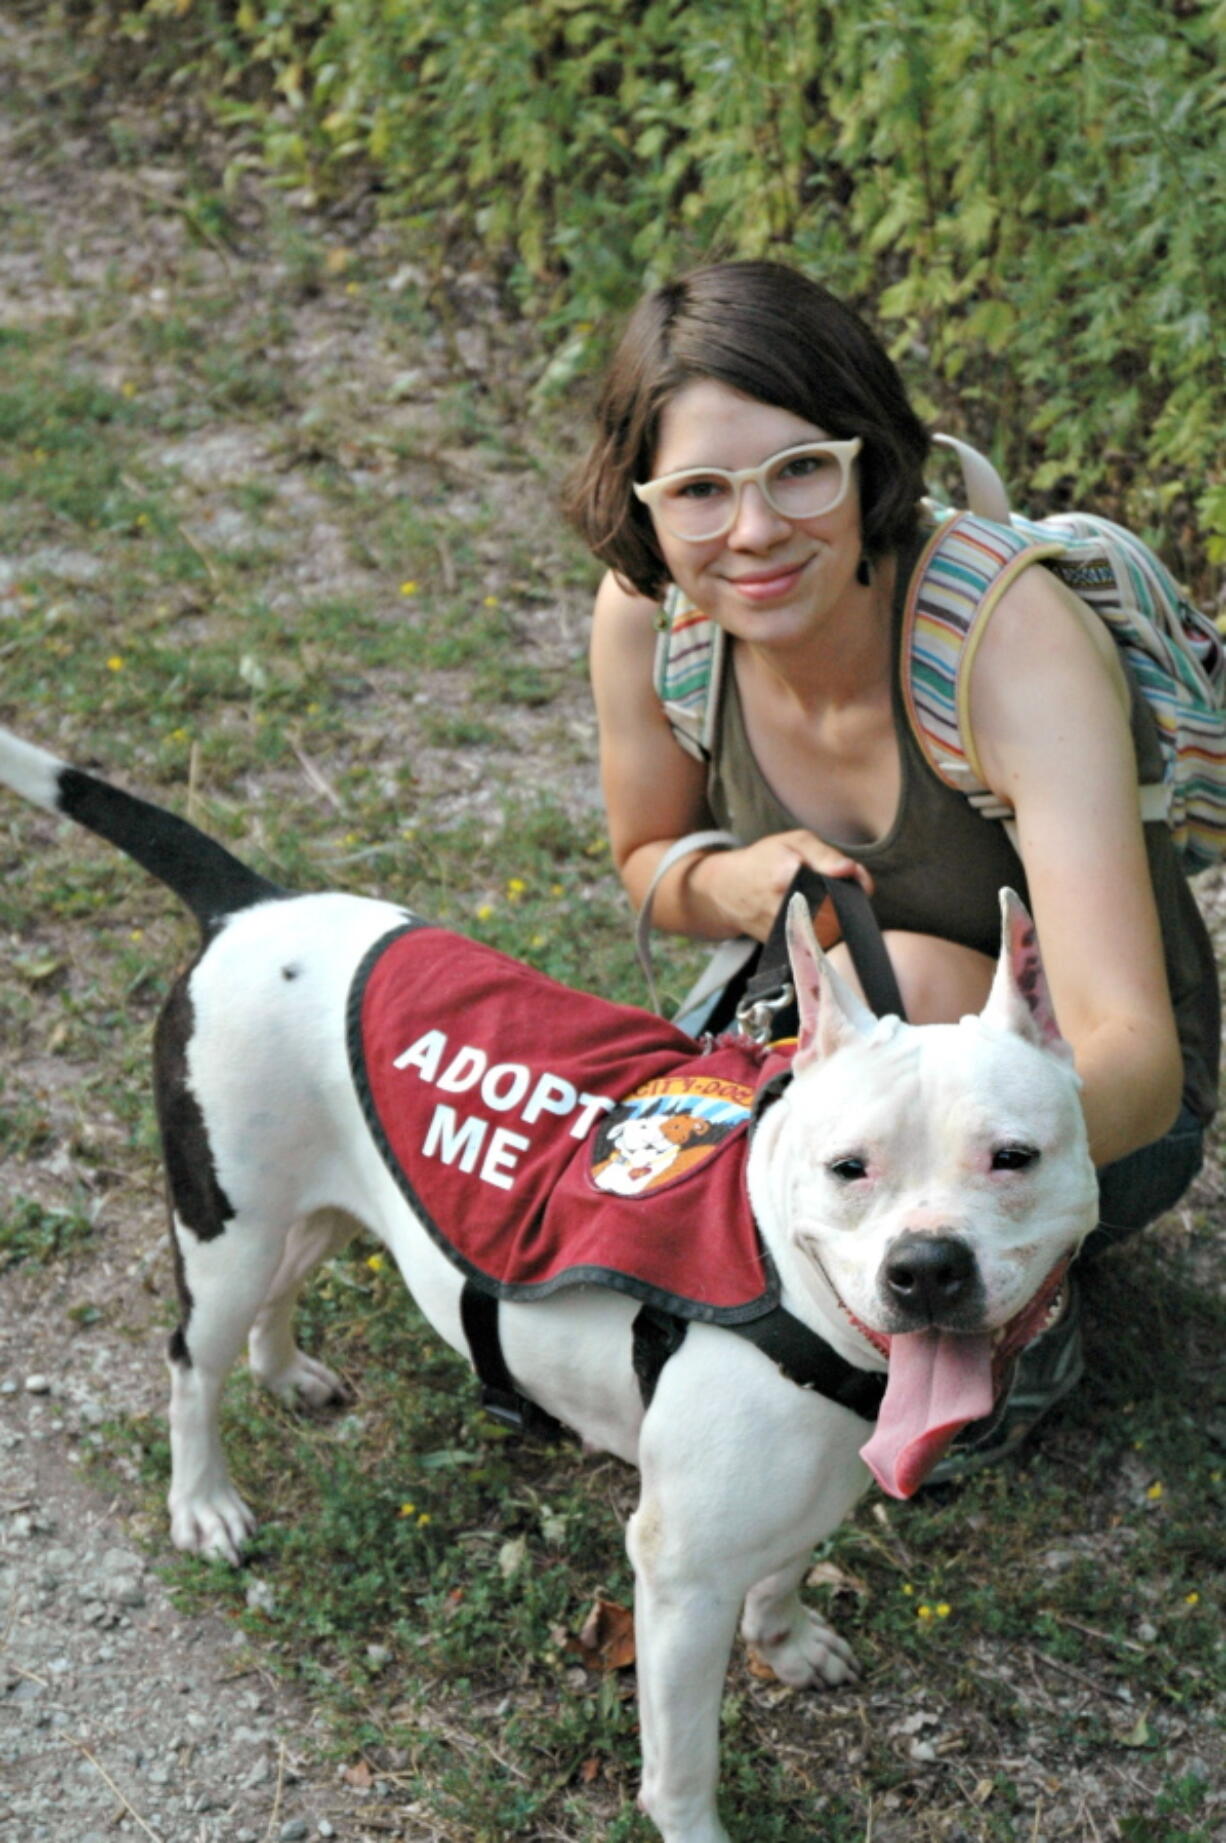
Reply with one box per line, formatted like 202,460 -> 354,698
565,261 -> 931,600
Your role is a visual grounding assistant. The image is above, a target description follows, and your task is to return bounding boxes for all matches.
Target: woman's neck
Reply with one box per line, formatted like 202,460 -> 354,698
739,555 -> 897,714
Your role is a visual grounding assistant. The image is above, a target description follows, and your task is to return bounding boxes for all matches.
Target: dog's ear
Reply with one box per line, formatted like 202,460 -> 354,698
786,894 -> 877,1071
981,889 -> 1070,1058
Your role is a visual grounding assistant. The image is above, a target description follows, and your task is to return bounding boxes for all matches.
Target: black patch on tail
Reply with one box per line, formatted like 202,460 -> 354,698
155,974 -> 235,1246
58,765 -> 284,928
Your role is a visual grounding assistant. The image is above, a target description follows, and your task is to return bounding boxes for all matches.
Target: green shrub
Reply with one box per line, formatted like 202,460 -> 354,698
55,0 -> 1225,576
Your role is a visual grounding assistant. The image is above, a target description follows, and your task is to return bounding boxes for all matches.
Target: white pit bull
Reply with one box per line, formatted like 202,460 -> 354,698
0,726 -> 1098,1843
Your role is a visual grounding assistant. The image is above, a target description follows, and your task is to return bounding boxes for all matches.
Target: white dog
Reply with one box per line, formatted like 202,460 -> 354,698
0,726 -> 1098,1843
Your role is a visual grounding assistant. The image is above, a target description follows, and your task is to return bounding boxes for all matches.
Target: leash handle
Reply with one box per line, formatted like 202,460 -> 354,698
634,828 -> 741,1013
739,866 -> 906,1033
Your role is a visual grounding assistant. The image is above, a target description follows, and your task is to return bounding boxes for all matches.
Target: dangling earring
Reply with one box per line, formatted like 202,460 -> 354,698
855,556 -> 872,587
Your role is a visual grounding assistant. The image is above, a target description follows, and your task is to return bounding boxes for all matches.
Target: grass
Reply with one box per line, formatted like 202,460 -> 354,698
86,1232 -> 1223,1840
1,38 -> 1222,1841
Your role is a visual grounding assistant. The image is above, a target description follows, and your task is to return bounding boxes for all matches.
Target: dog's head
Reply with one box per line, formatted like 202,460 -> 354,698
751,890 -> 1098,1499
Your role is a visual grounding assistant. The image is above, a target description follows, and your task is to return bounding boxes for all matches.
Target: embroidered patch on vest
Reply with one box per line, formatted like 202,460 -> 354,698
590,1073 -> 755,1197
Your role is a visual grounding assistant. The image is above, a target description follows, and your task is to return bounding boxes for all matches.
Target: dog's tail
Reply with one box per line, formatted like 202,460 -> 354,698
0,726 -> 285,929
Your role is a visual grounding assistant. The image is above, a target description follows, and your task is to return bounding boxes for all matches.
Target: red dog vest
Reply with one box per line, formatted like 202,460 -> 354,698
347,923 -> 789,1322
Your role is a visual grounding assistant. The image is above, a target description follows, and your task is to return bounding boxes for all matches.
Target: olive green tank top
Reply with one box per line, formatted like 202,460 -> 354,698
706,539 -> 1220,1122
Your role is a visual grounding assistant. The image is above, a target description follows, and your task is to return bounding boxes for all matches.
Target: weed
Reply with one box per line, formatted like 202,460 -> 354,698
0,1194 -> 96,1270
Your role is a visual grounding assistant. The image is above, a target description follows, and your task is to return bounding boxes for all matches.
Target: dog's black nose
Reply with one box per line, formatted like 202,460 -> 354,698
883,1235 -> 976,1322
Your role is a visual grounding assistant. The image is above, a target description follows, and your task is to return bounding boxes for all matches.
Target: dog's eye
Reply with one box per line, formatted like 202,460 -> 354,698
828,1155 -> 869,1182
991,1143 -> 1039,1172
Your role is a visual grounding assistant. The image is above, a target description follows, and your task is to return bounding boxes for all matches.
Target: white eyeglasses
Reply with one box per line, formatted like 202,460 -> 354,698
633,437 -> 863,541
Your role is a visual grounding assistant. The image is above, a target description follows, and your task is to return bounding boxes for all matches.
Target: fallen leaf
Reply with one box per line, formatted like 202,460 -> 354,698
343,1760 -> 373,1788
1118,1711 -> 1152,1749
498,1536 -> 527,1580
567,1597 -> 636,1671
580,1757 -> 601,1783
15,957 -> 64,986
746,1647 -> 779,1681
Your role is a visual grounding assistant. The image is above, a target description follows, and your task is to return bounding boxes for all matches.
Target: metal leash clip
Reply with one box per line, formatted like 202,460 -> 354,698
735,980 -> 795,1045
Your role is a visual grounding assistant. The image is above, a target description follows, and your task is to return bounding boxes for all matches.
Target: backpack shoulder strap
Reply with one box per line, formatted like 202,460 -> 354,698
902,511 -> 1069,814
653,585 -> 727,763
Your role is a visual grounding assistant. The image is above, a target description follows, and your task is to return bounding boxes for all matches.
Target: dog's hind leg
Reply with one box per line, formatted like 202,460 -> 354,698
167,1211 -> 289,1563
246,1206 -> 357,1406
740,1552 -> 858,1688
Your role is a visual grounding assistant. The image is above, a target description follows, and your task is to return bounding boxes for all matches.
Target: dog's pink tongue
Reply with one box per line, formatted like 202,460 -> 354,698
860,1331 -> 995,1499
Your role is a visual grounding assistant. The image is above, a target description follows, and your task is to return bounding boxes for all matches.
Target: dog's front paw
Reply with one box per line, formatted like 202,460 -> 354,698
746,1606 -> 858,1689
256,1348 -> 347,1409
169,1483 -> 256,1565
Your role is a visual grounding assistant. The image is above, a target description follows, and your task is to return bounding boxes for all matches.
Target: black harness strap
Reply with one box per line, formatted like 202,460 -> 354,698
633,1304 -> 689,1408
631,1300 -> 883,1422
726,1308 -> 886,1419
460,1280 -> 562,1437
462,1279 -> 882,1429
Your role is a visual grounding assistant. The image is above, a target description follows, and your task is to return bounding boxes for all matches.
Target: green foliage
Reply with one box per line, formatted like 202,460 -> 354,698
0,1193 -> 96,1269
57,0 -> 1225,578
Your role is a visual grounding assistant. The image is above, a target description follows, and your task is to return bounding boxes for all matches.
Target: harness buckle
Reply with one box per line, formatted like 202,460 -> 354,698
736,980 -> 795,1045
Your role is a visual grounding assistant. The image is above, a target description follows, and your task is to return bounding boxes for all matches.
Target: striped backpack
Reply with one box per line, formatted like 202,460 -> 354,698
653,436 -> 1226,873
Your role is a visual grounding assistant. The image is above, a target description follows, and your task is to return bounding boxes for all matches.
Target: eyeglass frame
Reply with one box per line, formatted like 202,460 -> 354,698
632,437 -> 864,541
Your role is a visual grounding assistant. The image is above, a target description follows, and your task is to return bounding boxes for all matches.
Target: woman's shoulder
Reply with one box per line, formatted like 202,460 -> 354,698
591,568 -> 662,672
594,568 -> 660,625
979,559 -> 1129,707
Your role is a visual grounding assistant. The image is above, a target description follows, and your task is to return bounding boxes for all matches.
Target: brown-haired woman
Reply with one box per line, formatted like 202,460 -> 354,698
569,259 -> 1215,1469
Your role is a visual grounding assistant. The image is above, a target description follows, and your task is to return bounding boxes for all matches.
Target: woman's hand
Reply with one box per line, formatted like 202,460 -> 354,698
689,829 -> 873,946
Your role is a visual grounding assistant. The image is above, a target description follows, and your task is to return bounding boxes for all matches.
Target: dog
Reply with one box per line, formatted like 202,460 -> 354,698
0,725 -> 1098,1843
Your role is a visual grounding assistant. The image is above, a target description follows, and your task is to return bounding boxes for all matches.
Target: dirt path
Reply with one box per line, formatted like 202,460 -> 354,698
0,13 -> 585,1840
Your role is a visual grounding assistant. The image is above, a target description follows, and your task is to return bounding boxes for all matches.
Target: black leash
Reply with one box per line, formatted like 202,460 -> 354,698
736,865 -> 906,1040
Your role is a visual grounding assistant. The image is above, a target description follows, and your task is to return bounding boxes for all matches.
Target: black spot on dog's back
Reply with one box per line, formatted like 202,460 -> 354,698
155,974 -> 234,1245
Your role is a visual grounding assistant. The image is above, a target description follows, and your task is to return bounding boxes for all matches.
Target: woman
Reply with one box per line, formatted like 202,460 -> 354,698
568,260 -> 1215,1468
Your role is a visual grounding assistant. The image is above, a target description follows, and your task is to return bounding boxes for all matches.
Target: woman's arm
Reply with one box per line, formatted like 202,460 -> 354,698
589,570 -> 867,944
969,565 -> 1183,1166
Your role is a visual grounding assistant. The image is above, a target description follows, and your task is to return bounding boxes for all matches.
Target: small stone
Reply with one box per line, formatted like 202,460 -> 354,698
318,1823 -> 336,1840
246,1578 -> 276,1615
279,1822 -> 309,1841
24,1376 -> 51,1395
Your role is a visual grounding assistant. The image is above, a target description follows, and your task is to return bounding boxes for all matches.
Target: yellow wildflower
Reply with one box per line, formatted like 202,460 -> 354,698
366,1254 -> 385,1273
1146,1481 -> 1164,1501
106,656 -> 124,672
